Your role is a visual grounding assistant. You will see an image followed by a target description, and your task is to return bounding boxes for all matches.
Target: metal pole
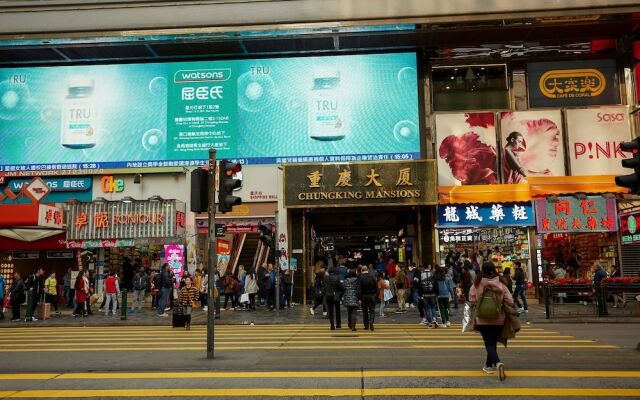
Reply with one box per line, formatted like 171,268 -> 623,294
302,210 -> 307,306
206,149 -> 217,360
275,210 -> 280,313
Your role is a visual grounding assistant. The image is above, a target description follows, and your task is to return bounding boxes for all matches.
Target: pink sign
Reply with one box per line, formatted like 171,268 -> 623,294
164,244 -> 185,284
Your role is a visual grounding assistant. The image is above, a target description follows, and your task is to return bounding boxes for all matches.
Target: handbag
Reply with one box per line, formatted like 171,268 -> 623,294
461,302 -> 476,333
240,293 -> 250,304
172,287 -> 179,300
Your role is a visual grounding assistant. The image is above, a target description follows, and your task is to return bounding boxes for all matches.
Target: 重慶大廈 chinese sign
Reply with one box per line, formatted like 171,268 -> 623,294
437,202 -> 535,227
283,160 -> 436,208
535,196 -> 617,233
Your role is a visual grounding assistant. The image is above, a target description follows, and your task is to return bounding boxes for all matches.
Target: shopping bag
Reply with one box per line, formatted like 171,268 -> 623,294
240,293 -> 249,304
461,302 -> 476,333
2,294 -> 10,313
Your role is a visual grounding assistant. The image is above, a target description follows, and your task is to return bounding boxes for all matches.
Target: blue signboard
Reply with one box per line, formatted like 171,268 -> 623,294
437,202 -> 535,228
0,177 -> 92,204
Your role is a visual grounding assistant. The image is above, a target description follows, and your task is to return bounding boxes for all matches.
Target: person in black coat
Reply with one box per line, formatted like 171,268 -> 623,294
323,267 -> 342,330
358,265 -> 378,331
10,272 -> 26,322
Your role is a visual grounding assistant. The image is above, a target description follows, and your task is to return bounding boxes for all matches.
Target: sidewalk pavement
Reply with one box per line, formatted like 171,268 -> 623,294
2,299 -> 638,327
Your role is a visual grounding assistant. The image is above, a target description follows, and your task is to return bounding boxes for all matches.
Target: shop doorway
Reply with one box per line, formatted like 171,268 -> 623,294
308,206 -> 425,269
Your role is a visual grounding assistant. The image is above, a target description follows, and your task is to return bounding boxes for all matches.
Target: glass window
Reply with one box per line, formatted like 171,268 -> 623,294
432,64 -> 509,111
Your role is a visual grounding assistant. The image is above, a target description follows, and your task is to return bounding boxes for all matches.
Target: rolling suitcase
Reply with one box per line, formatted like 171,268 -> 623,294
172,306 -> 186,328
37,302 -> 51,320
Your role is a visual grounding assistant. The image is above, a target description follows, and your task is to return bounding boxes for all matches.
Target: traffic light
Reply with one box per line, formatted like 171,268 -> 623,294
258,223 -> 273,245
615,137 -> 640,194
217,160 -> 242,213
190,168 -> 208,213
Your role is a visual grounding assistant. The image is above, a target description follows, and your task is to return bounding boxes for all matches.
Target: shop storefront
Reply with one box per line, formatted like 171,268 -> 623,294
534,195 -> 619,280
283,159 -> 437,303
65,199 -> 186,293
436,201 -> 536,278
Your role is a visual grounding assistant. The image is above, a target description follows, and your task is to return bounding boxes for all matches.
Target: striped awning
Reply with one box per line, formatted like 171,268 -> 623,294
438,183 -> 531,204
439,175 -> 628,205
527,175 -> 629,197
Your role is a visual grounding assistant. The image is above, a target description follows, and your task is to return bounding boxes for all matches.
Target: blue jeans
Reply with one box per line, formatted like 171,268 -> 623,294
157,287 -> 171,314
514,284 -> 528,310
422,296 -> 437,323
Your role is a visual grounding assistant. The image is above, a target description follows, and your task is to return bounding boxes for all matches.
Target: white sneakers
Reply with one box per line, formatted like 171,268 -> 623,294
483,366 -> 496,374
445,321 -> 451,327
309,308 -> 315,315
419,318 -> 427,325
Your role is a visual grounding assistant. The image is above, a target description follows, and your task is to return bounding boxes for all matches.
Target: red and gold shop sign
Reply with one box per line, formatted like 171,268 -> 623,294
534,195 -> 618,233
67,199 -> 186,240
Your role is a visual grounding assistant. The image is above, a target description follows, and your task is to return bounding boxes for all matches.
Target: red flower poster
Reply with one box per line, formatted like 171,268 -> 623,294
435,112 -> 498,186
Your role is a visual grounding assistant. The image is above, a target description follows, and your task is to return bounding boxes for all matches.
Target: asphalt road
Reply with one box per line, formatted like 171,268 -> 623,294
0,323 -> 637,399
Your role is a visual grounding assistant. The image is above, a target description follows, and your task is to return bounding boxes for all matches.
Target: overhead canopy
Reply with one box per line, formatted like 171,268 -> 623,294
527,175 -> 629,197
438,184 -> 532,204
439,176 -> 628,204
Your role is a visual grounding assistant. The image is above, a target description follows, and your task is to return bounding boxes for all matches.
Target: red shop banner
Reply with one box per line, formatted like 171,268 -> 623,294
535,195 -> 617,233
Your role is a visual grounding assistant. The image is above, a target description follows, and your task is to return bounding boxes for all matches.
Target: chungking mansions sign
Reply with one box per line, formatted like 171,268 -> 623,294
283,160 -> 436,208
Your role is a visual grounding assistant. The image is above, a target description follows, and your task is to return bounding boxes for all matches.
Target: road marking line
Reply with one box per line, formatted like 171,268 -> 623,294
0,344 -> 617,352
2,370 -> 640,380
0,335 -> 573,343
0,339 -> 592,348
0,388 -> 638,398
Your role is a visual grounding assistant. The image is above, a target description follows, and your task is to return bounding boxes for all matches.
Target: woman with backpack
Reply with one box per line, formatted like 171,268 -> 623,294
469,261 -> 514,380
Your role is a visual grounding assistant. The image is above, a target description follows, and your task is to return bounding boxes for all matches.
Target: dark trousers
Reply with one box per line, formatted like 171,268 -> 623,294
347,306 -> 358,329
437,297 -> 450,323
417,295 -> 425,318
74,301 -> 86,316
361,294 -> 376,329
223,293 -> 236,309
248,293 -> 256,310
325,296 -> 341,328
283,285 -> 292,307
477,324 -> 503,368
11,300 -> 20,319
266,288 -> 275,310
45,294 -> 59,312
312,295 -> 326,312
513,284 -> 528,310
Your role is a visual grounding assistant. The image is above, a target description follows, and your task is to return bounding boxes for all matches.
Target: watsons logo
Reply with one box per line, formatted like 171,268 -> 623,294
596,112 -> 625,123
539,68 -> 606,99
174,69 -> 231,83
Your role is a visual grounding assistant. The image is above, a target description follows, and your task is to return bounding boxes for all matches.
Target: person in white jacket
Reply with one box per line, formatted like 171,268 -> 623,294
244,270 -> 259,311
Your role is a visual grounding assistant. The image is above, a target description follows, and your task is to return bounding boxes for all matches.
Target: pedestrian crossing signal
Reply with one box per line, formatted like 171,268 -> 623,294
615,137 -> 640,194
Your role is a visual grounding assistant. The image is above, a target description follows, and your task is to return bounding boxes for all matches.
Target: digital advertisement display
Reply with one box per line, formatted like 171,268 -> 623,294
0,53 -> 419,172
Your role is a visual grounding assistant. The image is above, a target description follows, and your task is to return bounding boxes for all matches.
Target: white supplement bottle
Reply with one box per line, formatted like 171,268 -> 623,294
61,77 -> 97,149
307,68 -> 347,141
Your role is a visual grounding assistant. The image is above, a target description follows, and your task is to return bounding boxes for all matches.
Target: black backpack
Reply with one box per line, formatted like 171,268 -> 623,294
420,273 -> 435,295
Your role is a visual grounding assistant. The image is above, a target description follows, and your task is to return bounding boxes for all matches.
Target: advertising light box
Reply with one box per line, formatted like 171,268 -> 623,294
0,53 -> 419,172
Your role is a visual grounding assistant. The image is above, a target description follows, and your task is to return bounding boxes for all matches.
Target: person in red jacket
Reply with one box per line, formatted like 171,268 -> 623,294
73,270 -> 88,317
103,271 -> 120,316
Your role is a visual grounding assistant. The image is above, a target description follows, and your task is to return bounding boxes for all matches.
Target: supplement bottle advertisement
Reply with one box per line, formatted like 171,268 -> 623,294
0,53 -> 419,171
